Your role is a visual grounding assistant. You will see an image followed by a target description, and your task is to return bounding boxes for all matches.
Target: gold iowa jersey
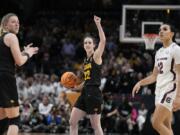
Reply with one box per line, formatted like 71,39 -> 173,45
83,55 -> 101,86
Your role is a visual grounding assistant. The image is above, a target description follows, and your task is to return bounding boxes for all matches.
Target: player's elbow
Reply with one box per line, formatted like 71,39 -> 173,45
15,61 -> 23,66
15,59 -> 24,66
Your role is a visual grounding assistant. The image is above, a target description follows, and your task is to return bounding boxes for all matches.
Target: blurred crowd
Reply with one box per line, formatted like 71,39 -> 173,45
17,73 -> 70,133
17,72 -> 149,134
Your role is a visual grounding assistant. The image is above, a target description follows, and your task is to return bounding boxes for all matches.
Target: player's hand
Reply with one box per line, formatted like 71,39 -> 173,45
71,85 -> 81,92
94,15 -> 101,25
173,97 -> 180,112
24,43 -> 33,52
24,43 -> 39,57
132,82 -> 141,98
71,85 -> 78,91
106,113 -> 111,117
71,81 -> 84,92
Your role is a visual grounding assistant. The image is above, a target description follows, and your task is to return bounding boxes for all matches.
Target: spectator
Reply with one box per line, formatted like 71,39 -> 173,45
38,95 -> 53,125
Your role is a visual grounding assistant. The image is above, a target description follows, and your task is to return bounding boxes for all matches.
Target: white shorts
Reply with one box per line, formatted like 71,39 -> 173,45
155,82 -> 176,111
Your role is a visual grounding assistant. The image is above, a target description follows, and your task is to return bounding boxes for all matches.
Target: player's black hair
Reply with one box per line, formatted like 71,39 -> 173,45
169,24 -> 176,43
163,23 -> 177,43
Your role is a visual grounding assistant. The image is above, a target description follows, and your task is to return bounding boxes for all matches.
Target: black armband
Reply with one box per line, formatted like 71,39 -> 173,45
23,52 -> 30,59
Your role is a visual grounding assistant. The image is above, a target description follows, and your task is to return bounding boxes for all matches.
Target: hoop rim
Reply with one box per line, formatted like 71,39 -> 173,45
143,33 -> 159,38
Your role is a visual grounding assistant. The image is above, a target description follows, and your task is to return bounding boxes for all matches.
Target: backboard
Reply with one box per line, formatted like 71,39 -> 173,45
120,5 -> 180,43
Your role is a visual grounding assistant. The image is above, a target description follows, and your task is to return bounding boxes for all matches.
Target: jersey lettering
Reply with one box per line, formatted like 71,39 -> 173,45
84,63 -> 92,80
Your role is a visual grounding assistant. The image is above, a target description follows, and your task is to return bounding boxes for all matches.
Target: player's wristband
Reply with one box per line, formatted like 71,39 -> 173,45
23,52 -> 30,60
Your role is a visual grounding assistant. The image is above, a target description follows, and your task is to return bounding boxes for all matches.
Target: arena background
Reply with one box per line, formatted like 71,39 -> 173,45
1,0 -> 180,135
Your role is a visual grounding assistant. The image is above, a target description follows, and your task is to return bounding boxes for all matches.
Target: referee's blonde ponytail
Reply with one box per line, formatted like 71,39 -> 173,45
0,13 -> 17,36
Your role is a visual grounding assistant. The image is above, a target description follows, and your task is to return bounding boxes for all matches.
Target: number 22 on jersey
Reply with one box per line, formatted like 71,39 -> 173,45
158,62 -> 163,74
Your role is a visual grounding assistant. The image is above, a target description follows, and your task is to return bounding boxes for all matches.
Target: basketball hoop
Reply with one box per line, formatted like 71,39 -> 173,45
143,34 -> 159,50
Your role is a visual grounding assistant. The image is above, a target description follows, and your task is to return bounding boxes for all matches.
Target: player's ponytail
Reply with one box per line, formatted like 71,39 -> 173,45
172,35 -> 176,43
0,26 -> 3,36
0,19 -> 3,36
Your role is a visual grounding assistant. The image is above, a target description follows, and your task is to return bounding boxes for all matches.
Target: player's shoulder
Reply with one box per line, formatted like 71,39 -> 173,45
170,42 -> 180,52
4,32 -> 17,40
171,42 -> 180,48
156,47 -> 163,54
3,33 -> 18,47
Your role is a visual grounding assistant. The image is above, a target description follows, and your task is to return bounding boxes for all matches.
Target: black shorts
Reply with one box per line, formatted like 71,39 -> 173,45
0,72 -> 19,108
74,85 -> 103,114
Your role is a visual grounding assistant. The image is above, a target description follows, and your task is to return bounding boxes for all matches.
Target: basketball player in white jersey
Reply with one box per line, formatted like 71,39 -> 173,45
132,24 -> 180,135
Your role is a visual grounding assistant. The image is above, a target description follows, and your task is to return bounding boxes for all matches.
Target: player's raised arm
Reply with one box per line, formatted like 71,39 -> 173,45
93,15 -> 106,63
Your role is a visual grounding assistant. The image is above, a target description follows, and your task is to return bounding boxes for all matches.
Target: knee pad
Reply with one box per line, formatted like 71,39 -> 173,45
9,116 -> 20,127
0,118 -> 9,134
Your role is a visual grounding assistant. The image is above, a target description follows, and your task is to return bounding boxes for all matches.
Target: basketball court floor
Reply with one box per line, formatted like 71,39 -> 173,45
19,133 -> 104,135
20,133 -> 67,135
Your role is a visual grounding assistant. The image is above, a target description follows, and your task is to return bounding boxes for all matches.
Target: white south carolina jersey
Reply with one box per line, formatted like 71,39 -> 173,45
155,42 -> 180,88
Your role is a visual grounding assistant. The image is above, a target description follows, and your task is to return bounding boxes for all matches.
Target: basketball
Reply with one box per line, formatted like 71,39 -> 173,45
60,72 -> 78,88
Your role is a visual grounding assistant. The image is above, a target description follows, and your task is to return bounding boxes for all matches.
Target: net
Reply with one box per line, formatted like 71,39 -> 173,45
143,34 -> 159,50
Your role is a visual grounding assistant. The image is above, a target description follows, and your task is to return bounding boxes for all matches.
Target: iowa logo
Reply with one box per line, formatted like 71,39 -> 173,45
166,97 -> 172,103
